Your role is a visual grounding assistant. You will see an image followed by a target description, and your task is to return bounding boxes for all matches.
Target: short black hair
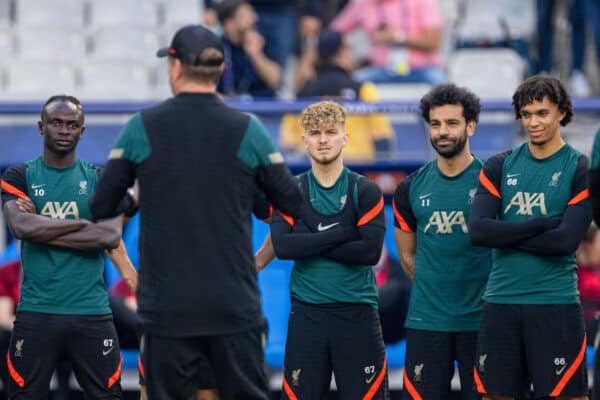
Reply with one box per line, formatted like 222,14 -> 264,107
512,75 -> 573,126
41,95 -> 84,123
419,83 -> 481,124
215,0 -> 246,23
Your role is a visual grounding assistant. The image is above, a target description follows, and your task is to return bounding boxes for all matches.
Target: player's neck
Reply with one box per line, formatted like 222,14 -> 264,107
528,133 -> 565,159
311,159 -> 344,188
43,151 -> 76,169
436,151 -> 473,178
173,81 -> 217,94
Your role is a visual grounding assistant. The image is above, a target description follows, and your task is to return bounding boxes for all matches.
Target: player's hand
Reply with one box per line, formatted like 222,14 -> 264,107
16,198 -> 36,214
243,30 -> 265,57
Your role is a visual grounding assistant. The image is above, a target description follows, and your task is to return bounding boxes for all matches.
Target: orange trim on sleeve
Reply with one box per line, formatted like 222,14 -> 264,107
277,210 -> 295,227
473,367 -> 487,394
282,375 -> 298,400
549,334 -> 586,397
567,188 -> 589,206
138,354 -> 145,380
1,179 -> 28,200
7,353 -> 24,388
357,196 -> 384,227
363,355 -> 387,400
403,369 -> 423,400
269,204 -> 273,218
392,198 -> 414,233
478,170 -> 501,199
107,356 -> 122,388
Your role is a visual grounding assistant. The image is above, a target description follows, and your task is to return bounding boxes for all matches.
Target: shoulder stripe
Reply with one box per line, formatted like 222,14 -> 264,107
1,179 -> 28,200
357,196 -> 384,226
549,334 -> 586,397
567,188 -> 589,206
479,170 -> 501,199
277,210 -> 295,227
392,198 -> 414,233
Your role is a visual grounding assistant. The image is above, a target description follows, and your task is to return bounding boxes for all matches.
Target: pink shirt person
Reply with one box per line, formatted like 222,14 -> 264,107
331,0 -> 443,70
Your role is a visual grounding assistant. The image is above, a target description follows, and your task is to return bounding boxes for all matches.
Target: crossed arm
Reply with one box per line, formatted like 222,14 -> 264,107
4,198 -> 121,251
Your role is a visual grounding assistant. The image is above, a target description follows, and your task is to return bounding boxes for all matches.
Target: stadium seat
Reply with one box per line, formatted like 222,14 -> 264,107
447,49 -> 526,99
14,0 -> 85,28
79,61 -> 152,100
385,340 -> 406,369
89,28 -> 160,63
374,83 -> 432,101
89,0 -> 158,29
160,0 -> 204,35
0,29 -> 14,64
1,62 -> 77,100
15,28 -> 86,62
455,0 -> 535,44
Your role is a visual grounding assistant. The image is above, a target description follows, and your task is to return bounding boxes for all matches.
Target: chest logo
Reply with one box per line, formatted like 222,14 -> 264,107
468,188 -> 477,204
549,171 -> 562,187
340,195 -> 347,207
31,184 -> 46,197
504,192 -> 547,216
318,222 -> 339,231
40,201 -> 80,219
79,181 -> 88,195
506,173 -> 520,186
420,193 -> 432,207
424,211 -> 468,234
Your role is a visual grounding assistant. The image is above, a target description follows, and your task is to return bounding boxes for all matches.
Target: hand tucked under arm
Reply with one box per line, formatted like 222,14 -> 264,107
516,201 -> 592,257
47,216 -> 122,251
270,217 -> 355,260
321,224 -> 385,266
3,201 -> 88,243
468,191 -> 560,248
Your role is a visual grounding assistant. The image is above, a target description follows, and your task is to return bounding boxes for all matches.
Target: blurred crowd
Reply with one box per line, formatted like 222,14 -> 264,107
201,0 -> 600,100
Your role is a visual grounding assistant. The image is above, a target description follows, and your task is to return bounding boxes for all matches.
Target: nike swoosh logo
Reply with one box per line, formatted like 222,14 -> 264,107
555,365 -> 567,375
317,222 -> 339,231
31,184 -> 45,189
102,347 -> 114,356
366,373 -> 376,384
419,193 -> 432,200
506,173 -> 520,178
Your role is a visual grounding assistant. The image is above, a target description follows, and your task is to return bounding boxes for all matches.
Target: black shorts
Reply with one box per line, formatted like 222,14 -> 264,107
475,302 -> 588,398
140,325 -> 268,400
282,300 -> 389,400
402,329 -> 480,400
138,349 -> 216,390
7,311 -> 122,399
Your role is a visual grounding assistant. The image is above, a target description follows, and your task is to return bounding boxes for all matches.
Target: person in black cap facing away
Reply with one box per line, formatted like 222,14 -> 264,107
89,24 -> 302,400
214,0 -> 282,98
280,30 -> 394,160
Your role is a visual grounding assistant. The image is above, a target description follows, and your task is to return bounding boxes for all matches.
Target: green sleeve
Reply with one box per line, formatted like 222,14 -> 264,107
592,128 -> 600,170
236,115 -> 283,169
108,112 -> 152,165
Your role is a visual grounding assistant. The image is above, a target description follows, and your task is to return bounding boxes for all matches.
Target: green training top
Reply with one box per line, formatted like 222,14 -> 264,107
393,158 -> 492,331
2,157 -> 110,315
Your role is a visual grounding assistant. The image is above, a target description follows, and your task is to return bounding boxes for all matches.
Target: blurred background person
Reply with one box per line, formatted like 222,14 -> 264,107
330,0 -> 446,85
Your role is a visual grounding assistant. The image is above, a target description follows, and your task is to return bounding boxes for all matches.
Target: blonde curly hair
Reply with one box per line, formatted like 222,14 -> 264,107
300,101 -> 346,132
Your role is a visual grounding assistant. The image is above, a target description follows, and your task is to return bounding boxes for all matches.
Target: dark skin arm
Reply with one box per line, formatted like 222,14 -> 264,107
3,200 -> 88,243
12,198 -> 121,251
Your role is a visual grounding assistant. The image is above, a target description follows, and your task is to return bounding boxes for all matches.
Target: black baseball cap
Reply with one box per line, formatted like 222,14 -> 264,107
156,25 -> 224,66
318,30 -> 343,59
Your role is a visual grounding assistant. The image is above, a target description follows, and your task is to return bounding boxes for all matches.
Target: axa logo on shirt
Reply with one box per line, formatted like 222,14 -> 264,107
504,192 -> 547,216
424,211 -> 468,234
40,201 -> 80,219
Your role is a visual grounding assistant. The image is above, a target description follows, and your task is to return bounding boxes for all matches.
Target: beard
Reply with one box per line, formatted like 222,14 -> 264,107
308,147 -> 343,166
431,129 -> 468,159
